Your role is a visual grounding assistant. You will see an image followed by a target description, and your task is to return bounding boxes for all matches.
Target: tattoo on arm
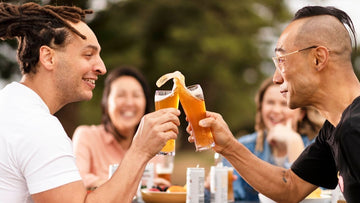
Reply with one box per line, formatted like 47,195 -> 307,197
282,171 -> 287,183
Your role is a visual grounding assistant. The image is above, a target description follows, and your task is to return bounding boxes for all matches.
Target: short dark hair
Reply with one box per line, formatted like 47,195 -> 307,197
0,2 -> 93,74
101,66 -> 152,141
293,6 -> 357,49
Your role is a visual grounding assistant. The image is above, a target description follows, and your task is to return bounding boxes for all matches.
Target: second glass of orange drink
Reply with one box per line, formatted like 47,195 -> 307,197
178,83 -> 214,151
156,71 -> 214,152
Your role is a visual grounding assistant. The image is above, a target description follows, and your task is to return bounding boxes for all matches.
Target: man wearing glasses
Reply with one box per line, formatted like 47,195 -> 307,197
190,6 -> 360,202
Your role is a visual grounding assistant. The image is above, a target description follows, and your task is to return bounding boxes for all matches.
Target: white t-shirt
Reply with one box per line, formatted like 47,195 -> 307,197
0,82 -> 81,203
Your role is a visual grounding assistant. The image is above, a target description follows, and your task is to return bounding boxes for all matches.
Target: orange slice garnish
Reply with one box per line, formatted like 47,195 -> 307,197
156,71 -> 185,88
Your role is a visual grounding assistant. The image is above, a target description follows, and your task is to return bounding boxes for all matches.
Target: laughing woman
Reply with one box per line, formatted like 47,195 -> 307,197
72,67 -> 167,189
223,77 -> 325,201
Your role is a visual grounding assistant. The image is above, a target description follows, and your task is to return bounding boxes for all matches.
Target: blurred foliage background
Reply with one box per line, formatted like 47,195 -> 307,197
1,0 -> 360,152
84,0 -> 292,150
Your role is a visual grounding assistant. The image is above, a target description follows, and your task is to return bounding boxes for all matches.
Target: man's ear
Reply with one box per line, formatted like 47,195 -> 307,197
39,45 -> 55,71
314,46 -> 329,71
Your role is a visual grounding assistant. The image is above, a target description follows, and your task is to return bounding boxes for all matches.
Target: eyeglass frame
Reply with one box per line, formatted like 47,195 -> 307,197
272,45 -> 318,72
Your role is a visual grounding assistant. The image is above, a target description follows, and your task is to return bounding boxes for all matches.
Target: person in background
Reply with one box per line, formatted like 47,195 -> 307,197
73,67 -> 170,189
222,78 -> 324,201
189,6 -> 360,202
0,2 -> 180,203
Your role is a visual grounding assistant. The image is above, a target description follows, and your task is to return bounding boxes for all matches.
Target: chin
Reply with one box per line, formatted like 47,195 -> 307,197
288,99 -> 303,110
81,92 -> 94,101
119,121 -> 138,129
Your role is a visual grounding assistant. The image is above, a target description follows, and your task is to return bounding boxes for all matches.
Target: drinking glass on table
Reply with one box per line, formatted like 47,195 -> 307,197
227,167 -> 235,202
179,83 -> 215,151
154,89 -> 179,156
155,156 -> 174,183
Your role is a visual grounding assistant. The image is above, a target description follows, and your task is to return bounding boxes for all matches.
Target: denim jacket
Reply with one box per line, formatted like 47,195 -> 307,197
222,131 -> 314,201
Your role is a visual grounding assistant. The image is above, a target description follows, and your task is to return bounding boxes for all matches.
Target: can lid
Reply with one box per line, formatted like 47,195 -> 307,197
186,167 -> 205,173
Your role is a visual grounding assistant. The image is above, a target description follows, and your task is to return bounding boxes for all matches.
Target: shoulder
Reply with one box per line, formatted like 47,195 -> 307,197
73,125 -> 103,138
337,98 -> 360,135
72,125 -> 105,146
73,125 -> 97,133
344,96 -> 360,123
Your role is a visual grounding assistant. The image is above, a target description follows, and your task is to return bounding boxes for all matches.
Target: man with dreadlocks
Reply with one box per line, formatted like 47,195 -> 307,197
187,6 -> 360,202
0,2 -> 180,203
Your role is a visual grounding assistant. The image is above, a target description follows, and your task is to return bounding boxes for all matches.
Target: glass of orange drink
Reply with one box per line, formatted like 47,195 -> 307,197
154,88 -> 179,156
156,71 -> 214,152
227,167 -> 235,202
155,156 -> 174,182
178,83 -> 215,151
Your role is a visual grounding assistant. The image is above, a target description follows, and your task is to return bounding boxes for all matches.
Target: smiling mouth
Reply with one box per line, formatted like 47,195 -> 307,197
121,111 -> 136,118
269,116 -> 283,125
83,78 -> 95,84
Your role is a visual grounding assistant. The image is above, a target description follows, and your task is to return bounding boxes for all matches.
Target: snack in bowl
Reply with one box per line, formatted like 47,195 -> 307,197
167,185 -> 186,193
141,187 -> 186,203
300,188 -> 331,203
306,188 -> 322,199
148,187 -> 160,192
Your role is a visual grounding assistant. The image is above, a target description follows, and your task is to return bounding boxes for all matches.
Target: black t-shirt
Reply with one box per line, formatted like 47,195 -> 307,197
291,96 -> 360,202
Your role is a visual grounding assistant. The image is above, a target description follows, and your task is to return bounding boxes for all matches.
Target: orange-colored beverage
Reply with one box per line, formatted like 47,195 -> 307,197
227,167 -> 234,202
177,81 -> 214,151
155,89 -> 179,155
157,173 -> 171,182
155,90 -> 179,111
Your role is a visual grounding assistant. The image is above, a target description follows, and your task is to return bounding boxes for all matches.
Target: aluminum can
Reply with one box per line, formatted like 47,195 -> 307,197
210,166 -> 228,203
141,163 -> 154,189
186,167 -> 205,203
108,163 -> 119,179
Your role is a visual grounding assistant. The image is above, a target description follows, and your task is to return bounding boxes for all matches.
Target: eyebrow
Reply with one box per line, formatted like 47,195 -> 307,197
274,47 -> 285,53
83,45 -> 100,52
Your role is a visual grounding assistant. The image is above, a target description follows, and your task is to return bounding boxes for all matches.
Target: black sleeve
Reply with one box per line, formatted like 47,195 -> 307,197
291,124 -> 338,189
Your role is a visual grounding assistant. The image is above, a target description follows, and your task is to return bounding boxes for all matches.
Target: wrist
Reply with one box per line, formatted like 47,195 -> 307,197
219,138 -> 238,157
127,145 -> 153,163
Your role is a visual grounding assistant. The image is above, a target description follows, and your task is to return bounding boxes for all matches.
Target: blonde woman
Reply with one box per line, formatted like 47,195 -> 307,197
223,78 -> 324,201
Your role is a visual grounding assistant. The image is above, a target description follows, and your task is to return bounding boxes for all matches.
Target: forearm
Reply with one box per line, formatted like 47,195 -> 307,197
86,147 -> 150,203
221,140 -> 307,202
81,173 -> 103,189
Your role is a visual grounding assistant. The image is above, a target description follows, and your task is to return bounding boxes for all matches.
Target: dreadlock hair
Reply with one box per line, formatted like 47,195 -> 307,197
0,2 -> 93,74
293,6 -> 357,50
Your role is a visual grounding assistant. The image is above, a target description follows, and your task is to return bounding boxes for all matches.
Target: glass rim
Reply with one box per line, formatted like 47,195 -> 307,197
155,89 -> 173,94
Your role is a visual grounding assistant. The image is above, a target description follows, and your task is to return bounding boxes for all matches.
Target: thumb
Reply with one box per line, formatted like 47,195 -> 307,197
134,116 -> 145,138
199,117 -> 213,128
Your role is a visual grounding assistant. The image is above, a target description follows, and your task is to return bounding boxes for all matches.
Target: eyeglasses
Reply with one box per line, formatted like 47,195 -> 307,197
272,46 -> 318,72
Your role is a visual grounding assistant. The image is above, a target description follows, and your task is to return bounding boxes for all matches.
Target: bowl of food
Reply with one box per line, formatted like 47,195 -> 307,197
300,196 -> 331,203
141,185 -> 186,203
259,188 -> 331,203
300,188 -> 331,203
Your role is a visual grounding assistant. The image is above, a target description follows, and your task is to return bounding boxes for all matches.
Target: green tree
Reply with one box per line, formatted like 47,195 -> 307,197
82,0 -> 292,149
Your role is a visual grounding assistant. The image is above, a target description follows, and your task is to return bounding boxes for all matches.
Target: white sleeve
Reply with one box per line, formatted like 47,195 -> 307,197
15,116 -> 81,194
